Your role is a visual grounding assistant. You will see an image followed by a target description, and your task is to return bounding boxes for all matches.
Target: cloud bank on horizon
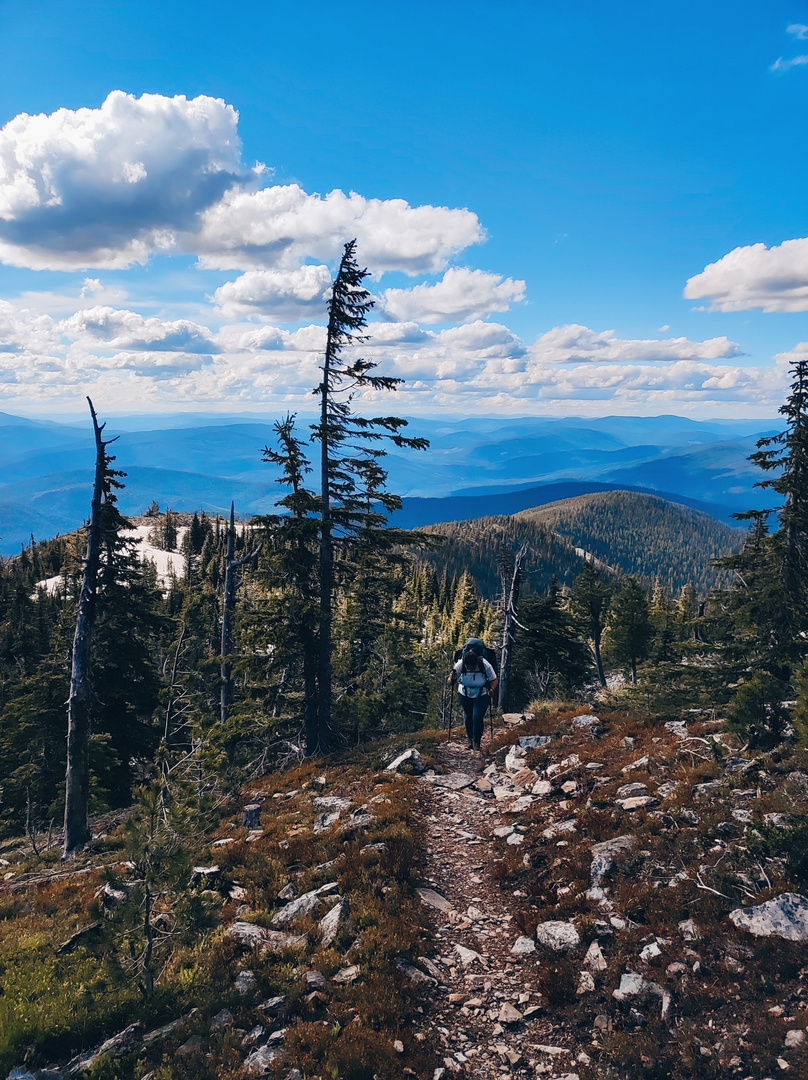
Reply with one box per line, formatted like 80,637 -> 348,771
0,90 -> 803,417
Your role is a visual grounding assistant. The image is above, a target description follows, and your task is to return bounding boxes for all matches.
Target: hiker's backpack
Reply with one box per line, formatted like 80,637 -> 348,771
454,637 -> 498,671
453,638 -> 499,703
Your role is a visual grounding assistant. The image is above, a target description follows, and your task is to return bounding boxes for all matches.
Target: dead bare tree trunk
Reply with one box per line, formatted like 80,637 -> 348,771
499,543 -> 528,713
220,503 -> 261,727
64,398 -> 116,858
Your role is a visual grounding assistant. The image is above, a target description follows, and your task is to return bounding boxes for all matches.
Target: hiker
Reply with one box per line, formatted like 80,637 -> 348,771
449,650 -> 498,750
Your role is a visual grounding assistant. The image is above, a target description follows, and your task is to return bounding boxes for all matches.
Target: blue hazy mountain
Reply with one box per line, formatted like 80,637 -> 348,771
0,410 -> 777,554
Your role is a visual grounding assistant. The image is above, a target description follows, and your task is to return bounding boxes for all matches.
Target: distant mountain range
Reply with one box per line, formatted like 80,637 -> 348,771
0,410 -> 777,555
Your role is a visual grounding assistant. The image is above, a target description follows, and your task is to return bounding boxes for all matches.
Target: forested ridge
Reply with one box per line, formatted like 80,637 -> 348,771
516,490 -> 743,593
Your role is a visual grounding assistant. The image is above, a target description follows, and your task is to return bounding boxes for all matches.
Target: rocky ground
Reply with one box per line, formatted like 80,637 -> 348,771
7,706 -> 808,1079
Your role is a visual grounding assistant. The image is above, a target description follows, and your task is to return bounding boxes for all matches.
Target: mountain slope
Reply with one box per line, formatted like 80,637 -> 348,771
517,490 -> 743,593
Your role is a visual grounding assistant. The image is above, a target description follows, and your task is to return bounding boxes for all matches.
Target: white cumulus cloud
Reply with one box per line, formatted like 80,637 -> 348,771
530,324 -> 741,363
380,267 -> 525,323
0,91 -> 245,270
212,264 -> 333,319
62,306 -> 219,353
193,184 -> 484,274
788,23 -> 808,39
685,237 -> 808,312
771,54 -> 808,73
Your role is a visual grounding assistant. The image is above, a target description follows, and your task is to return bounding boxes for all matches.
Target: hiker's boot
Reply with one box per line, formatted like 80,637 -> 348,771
466,738 -> 473,749
473,741 -> 482,751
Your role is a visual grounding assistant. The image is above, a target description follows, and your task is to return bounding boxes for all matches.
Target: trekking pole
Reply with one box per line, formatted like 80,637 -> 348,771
488,691 -> 494,749
448,688 -> 454,744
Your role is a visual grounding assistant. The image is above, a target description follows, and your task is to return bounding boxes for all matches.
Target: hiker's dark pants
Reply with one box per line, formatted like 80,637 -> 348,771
459,693 -> 489,744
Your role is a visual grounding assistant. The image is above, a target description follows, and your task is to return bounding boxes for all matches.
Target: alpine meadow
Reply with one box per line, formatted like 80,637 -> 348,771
5,5 -> 808,1080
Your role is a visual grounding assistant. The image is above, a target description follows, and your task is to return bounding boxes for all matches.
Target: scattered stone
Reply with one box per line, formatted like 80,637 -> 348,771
64,1022 -> 145,1074
664,720 -> 688,739
319,897 -> 348,947
519,735 -> 552,748
433,773 -> 476,791
190,865 -> 219,886
395,957 -> 436,985
765,812 -> 789,828
313,811 -> 340,834
617,796 -> 657,811
617,782 -> 647,797
210,1009 -> 233,1033
729,893 -> 808,941
584,941 -> 607,971
386,748 -> 427,774
504,745 -> 527,773
454,943 -> 485,966
572,714 -> 600,729
679,808 -> 700,825
506,832 -> 524,845
416,887 -> 454,913
678,918 -> 698,941
536,921 -> 581,952
257,995 -> 288,1017
498,1002 -> 523,1024
394,1040 -> 404,1054
785,1030 -> 806,1048
234,970 -> 258,996
694,781 -> 721,799
590,834 -> 634,885
507,795 -> 535,813
271,882 -> 339,928
243,804 -> 261,828
277,882 -> 296,902
228,923 -> 308,952
493,825 -> 514,838
311,775 -> 327,791
174,1036 -> 204,1058
313,795 -> 353,810
578,971 -> 596,994
657,781 -> 680,798
732,808 -> 753,823
639,941 -> 661,962
243,1045 -> 281,1076
613,971 -> 671,1022
532,779 -> 553,796
622,756 -> 650,773
58,922 -> 102,954
511,766 -> 540,788
141,1010 -> 198,1050
511,935 -> 536,955
332,965 -> 360,983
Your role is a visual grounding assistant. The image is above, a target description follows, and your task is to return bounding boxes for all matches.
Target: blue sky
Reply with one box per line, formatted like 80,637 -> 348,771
1,0 -> 808,417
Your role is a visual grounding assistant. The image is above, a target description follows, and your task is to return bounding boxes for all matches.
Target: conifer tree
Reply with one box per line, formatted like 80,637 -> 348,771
603,577 -> 652,684
310,240 -> 428,750
569,562 -> 611,687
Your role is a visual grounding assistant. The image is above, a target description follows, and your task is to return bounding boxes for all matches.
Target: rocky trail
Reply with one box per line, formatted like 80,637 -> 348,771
411,728 -> 584,1080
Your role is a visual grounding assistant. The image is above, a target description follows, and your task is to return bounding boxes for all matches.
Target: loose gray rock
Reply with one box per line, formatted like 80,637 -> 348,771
504,745 -> 527,773
519,735 -> 552,748
584,941 -> 607,971
229,923 -> 308,952
313,811 -> 340,834
613,971 -> 671,1022
243,1045 -> 281,1076
729,893 -> 808,941
511,935 -> 536,955
305,970 -> 327,990
786,1029 -> 806,1048
142,1010 -> 198,1049
433,772 -> 475,791
319,897 -> 348,947
234,970 -> 258,996
616,782 -> 647,797
622,756 -> 650,773
590,834 -> 634,886
271,882 -> 339,928
64,1022 -> 145,1075
58,922 -> 102,954
664,720 -> 688,739
386,748 -> 426,774
332,965 -> 360,983
210,1009 -> 233,1033
416,887 -> 454,913
536,921 -> 581,952
572,714 -> 601,730
617,796 -> 657,811
313,796 -> 353,810
498,1002 -> 523,1024
394,956 -> 437,984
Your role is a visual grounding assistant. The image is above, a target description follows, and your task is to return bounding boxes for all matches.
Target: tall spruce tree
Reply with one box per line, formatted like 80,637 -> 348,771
310,239 -> 428,751
569,562 -> 612,688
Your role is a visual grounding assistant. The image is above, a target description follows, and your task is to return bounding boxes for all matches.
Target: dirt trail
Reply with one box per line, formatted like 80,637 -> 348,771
413,733 -> 581,1080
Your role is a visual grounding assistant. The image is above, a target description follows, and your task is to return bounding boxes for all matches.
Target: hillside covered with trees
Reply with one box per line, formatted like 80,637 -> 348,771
517,490 -> 743,594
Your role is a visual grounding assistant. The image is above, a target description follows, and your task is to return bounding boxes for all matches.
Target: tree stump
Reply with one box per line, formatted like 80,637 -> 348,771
243,804 -> 261,828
